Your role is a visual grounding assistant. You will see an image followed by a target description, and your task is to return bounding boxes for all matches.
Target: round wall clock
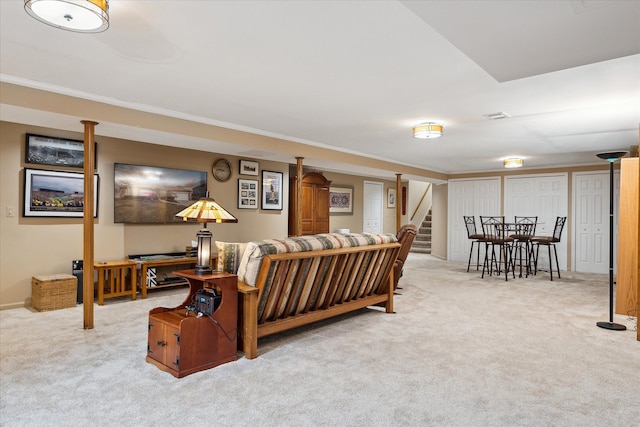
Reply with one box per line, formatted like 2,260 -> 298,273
212,158 -> 232,182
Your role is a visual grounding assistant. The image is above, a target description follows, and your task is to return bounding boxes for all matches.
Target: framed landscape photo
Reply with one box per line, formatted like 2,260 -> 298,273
238,178 -> 259,209
261,170 -> 283,210
24,168 -> 99,218
239,159 -> 259,176
113,163 -> 207,223
25,133 -> 95,169
329,185 -> 353,215
387,188 -> 396,208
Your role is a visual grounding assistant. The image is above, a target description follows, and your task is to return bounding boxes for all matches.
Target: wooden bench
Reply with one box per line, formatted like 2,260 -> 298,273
236,236 -> 403,359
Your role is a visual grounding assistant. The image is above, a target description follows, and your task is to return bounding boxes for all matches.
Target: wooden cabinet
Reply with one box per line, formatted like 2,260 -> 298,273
146,270 -> 237,378
615,157 -> 638,318
289,172 -> 331,236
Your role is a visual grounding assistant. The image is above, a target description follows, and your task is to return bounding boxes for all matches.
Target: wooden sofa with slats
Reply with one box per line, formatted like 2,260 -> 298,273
232,226 -> 415,359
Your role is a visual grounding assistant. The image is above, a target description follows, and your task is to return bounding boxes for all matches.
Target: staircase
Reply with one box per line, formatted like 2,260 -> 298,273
410,210 -> 432,254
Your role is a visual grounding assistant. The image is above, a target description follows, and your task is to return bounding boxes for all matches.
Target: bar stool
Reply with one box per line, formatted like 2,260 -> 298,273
510,216 -> 537,277
480,216 -> 515,281
464,216 -> 485,272
531,216 -> 566,281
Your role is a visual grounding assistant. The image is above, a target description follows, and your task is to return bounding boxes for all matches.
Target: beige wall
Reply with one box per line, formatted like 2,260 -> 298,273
0,121 -> 402,308
430,183 -> 448,259
5,118 -> 615,308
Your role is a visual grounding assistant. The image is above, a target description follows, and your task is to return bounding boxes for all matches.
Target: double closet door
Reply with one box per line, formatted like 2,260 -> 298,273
504,174 -> 568,271
447,178 -> 500,262
448,174 -> 568,270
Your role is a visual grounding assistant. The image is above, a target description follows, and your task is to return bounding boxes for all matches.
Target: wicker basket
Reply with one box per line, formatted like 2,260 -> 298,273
32,274 -> 77,311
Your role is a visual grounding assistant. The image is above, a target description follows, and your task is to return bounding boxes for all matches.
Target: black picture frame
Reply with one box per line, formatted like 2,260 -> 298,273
23,168 -> 99,218
238,178 -> 259,209
25,133 -> 96,169
113,163 -> 207,223
239,159 -> 259,176
261,170 -> 283,210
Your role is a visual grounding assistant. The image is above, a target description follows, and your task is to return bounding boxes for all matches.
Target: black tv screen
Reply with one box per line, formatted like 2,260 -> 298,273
114,163 -> 207,224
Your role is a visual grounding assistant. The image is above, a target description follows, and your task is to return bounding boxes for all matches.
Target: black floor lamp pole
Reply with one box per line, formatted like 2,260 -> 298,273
596,151 -> 627,331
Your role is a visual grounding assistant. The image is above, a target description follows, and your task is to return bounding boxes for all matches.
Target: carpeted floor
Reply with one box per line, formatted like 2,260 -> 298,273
1,253 -> 638,426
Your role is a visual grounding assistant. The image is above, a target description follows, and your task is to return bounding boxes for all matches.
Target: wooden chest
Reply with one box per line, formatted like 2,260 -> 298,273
32,274 -> 77,311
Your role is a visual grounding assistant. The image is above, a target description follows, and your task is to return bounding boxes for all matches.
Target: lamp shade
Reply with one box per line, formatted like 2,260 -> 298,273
596,151 -> 627,162
503,158 -> 524,168
24,0 -> 109,33
175,198 -> 238,224
413,123 -> 443,139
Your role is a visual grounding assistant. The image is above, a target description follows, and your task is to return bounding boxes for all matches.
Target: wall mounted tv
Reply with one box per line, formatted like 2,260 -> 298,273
114,163 -> 207,224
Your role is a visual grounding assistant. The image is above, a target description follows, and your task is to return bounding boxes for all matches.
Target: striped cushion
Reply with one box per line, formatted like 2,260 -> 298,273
237,232 -> 397,286
215,241 -> 248,274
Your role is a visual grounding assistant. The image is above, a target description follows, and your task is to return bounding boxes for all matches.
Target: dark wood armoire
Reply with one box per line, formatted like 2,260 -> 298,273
288,172 -> 331,236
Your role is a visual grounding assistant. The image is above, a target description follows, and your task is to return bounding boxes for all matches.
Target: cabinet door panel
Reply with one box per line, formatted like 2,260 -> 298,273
315,186 -> 330,233
147,318 -> 167,365
165,325 -> 180,370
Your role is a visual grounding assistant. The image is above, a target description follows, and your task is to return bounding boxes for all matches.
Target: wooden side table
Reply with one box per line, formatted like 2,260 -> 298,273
93,260 -> 137,305
146,270 -> 237,378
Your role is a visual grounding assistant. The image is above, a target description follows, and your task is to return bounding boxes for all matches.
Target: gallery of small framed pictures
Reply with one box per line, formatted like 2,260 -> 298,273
238,178 -> 259,209
237,165 -> 284,211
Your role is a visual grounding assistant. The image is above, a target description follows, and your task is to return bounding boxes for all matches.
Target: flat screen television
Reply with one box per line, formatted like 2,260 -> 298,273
114,163 -> 207,224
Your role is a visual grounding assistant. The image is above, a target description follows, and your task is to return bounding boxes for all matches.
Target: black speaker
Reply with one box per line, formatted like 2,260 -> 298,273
72,260 -> 83,304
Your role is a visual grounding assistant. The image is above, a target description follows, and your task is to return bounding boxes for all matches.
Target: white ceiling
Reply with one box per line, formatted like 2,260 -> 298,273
1,0 -> 639,180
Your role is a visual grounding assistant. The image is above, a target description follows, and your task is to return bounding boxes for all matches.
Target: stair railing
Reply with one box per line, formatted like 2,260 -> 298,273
410,182 -> 432,228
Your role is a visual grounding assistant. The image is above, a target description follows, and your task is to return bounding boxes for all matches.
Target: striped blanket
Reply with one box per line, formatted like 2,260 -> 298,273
236,232 -> 398,286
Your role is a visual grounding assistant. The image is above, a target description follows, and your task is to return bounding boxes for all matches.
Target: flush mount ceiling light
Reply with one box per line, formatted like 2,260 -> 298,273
24,0 -> 109,33
413,122 -> 443,139
503,158 -> 524,168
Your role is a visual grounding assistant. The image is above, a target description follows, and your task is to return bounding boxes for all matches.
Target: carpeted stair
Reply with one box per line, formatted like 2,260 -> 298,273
410,210 -> 431,254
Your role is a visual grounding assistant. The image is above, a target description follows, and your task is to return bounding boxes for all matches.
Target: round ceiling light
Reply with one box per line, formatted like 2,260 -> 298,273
503,158 -> 524,168
24,0 -> 109,33
413,122 -> 443,139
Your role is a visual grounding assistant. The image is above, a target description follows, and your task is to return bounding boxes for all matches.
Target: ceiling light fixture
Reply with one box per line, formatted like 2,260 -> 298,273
24,0 -> 109,33
503,158 -> 524,168
413,122 -> 443,139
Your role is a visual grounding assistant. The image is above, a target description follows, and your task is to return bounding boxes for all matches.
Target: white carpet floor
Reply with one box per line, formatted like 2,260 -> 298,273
1,253 -> 638,426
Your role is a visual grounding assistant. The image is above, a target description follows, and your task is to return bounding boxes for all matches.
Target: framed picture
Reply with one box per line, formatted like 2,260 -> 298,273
23,168 -> 99,218
329,185 -> 353,215
25,133 -> 96,169
238,178 -> 259,209
239,159 -> 259,176
113,163 -> 207,223
261,170 -> 283,210
387,188 -> 396,208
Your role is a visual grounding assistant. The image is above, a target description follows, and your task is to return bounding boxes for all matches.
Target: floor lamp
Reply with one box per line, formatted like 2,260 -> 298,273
596,151 -> 627,331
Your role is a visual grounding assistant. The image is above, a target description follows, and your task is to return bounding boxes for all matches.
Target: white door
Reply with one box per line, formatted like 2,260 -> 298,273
448,180 -> 475,262
573,171 -> 620,273
363,181 -> 383,233
504,174 -> 568,270
448,177 -> 500,262
504,177 -> 536,217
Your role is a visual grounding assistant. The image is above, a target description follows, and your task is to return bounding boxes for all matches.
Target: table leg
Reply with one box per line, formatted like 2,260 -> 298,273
97,270 -> 104,306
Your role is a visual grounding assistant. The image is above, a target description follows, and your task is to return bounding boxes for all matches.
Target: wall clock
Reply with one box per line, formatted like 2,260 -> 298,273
212,158 -> 232,182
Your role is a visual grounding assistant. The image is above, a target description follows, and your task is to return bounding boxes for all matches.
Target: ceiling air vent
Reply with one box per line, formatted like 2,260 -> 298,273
483,112 -> 510,120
